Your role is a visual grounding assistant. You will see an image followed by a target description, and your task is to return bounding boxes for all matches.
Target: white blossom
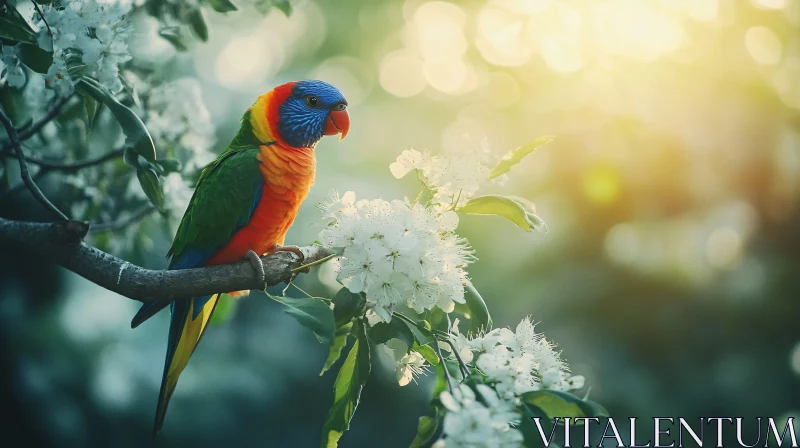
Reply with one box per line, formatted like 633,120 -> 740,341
465,317 -> 585,399
1,45 -> 26,88
30,0 -> 132,98
382,338 -> 428,386
389,136 -> 506,210
319,191 -> 472,321
434,384 -> 523,448
144,78 -> 216,171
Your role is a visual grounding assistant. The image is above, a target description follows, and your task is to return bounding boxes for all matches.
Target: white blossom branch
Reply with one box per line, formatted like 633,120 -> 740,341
0,217 -> 333,303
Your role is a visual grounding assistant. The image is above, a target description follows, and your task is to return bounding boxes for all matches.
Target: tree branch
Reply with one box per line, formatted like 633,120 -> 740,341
0,105 -> 69,220
0,217 -> 334,303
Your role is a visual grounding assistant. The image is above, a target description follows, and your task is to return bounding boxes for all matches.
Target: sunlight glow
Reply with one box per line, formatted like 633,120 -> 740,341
379,50 -> 427,97
583,166 -> 622,205
705,227 -> 743,269
215,34 -> 281,90
751,0 -> 788,10
476,4 -> 533,67
745,26 -> 783,65
589,0 -> 685,61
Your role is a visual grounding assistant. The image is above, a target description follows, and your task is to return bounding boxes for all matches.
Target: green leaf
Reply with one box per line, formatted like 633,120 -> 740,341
18,44 -> 53,73
369,319 -> 414,346
207,0 -> 238,13
268,293 -> 335,345
331,287 -> 365,328
427,308 -> 449,333
463,281 -> 491,333
320,321 -> 371,448
519,390 -> 609,422
136,167 -> 165,211
409,414 -> 439,448
83,95 -> 97,129
320,322 -> 352,376
158,27 -> 188,51
123,147 -> 146,169
210,293 -> 236,325
487,135 -> 554,179
413,343 -> 439,366
188,9 -> 209,41
77,77 -> 157,162
520,402 -> 553,447
152,158 -> 182,174
457,194 -> 547,233
0,6 -> 37,45
274,0 -> 292,16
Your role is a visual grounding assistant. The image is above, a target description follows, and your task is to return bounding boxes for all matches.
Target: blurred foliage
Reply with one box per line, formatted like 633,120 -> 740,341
2,0 -> 800,446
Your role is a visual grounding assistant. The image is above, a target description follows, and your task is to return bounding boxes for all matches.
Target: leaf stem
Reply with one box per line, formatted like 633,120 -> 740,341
288,282 -> 331,302
291,252 -> 337,274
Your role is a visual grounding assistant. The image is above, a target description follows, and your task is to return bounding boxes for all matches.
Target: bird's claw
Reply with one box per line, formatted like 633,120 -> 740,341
245,249 -> 266,286
273,245 -> 305,264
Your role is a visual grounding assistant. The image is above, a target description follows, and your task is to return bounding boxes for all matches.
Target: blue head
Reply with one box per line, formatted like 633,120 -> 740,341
275,80 -> 350,148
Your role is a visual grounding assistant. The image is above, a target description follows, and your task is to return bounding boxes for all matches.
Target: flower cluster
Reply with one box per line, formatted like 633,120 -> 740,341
144,78 -> 217,171
319,191 -> 472,322
29,0 -> 131,98
464,317 -> 585,399
433,384 -> 523,448
389,137 -> 505,210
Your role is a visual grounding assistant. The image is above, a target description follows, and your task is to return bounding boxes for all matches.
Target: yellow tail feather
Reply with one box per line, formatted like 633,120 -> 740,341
154,294 -> 220,436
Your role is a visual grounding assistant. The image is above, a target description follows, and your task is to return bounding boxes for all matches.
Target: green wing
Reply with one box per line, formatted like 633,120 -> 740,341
168,146 -> 263,267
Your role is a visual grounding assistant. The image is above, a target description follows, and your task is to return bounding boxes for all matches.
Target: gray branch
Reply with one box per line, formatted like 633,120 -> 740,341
0,217 -> 333,303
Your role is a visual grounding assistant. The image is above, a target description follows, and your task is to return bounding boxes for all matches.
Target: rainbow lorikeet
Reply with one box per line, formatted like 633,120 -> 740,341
130,80 -> 350,436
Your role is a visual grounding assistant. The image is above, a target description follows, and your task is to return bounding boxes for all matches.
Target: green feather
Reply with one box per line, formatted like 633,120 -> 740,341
168,115 -> 268,262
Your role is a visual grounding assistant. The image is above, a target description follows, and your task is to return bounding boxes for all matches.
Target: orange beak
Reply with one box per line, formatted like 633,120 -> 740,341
324,109 -> 350,141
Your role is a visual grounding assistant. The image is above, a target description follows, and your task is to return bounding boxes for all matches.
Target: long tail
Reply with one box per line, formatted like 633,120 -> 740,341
131,299 -> 171,329
152,293 -> 220,438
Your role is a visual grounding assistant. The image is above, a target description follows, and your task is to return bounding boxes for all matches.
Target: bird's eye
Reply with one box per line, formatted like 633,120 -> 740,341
305,96 -> 319,108
332,103 -> 347,111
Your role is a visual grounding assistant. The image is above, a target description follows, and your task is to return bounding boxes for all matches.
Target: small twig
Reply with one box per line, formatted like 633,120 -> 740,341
449,189 -> 462,211
286,282 -> 331,302
11,147 -> 126,172
433,339 -> 455,395
443,338 -> 470,379
0,106 -> 68,220
89,205 -> 156,233
30,0 -> 53,43
17,94 -> 72,142
291,252 -> 337,274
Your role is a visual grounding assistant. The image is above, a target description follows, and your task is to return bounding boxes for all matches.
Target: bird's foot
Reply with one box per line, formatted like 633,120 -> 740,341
272,245 -> 305,264
245,249 -> 266,287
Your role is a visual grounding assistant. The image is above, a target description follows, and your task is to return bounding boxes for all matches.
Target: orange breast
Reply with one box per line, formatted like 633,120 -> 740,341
207,144 -> 316,266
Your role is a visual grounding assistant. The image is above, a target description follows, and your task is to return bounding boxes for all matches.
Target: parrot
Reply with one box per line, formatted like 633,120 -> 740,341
130,80 -> 350,437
